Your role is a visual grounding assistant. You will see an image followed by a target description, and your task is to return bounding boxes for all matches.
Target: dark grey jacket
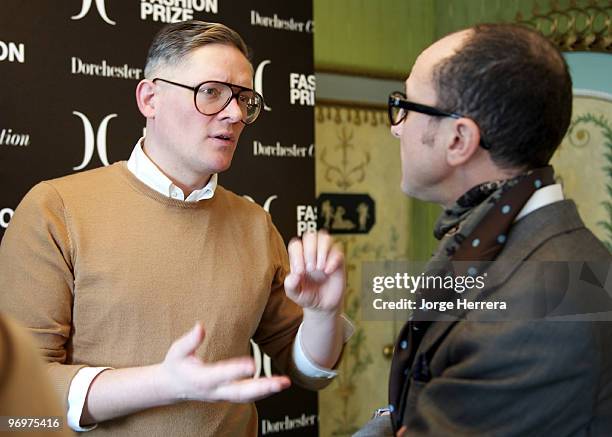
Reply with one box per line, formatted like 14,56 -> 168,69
356,200 -> 612,436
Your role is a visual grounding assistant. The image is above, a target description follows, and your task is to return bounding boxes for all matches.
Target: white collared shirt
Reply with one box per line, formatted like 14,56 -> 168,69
515,183 -> 564,222
126,137 -> 217,202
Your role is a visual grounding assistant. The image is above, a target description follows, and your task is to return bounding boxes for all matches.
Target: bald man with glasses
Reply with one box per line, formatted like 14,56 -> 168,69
356,23 -> 612,437
0,20 -> 350,437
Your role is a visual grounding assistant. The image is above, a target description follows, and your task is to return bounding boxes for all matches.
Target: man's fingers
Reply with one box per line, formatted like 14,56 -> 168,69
167,322 -> 205,360
212,376 -> 291,403
324,243 -> 345,275
287,238 -> 305,275
301,231 -> 317,272
316,230 -> 332,271
284,272 -> 302,299
201,357 -> 256,387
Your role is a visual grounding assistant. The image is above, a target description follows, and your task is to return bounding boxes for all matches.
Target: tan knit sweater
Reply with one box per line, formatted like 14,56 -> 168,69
0,162 -> 320,436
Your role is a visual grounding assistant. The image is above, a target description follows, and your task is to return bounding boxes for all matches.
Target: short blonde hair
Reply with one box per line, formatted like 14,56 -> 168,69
144,20 -> 250,78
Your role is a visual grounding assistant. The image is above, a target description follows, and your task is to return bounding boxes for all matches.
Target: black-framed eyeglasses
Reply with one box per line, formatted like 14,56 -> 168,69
388,91 -> 490,149
153,78 -> 264,125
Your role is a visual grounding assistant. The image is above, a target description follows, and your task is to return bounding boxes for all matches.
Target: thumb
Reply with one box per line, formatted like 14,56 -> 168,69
167,322 -> 205,360
284,272 -> 302,300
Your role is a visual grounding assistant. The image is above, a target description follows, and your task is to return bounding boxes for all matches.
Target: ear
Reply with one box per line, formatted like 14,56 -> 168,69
135,79 -> 157,118
445,117 -> 481,167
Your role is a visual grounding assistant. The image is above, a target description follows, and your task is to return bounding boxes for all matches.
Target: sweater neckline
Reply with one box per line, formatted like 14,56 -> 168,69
116,161 -> 219,209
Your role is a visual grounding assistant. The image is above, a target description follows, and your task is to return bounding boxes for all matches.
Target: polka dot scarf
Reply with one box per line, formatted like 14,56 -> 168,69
432,166 -> 555,262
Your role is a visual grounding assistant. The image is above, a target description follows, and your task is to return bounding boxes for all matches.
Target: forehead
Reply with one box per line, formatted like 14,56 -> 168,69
174,43 -> 253,86
405,30 -> 472,102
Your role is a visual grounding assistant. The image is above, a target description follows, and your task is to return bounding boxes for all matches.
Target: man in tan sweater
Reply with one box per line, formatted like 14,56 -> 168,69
0,21 -> 349,436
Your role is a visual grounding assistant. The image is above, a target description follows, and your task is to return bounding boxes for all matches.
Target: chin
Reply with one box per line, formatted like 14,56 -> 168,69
400,179 -> 413,196
202,151 -> 234,171
401,182 -> 425,201
210,159 -> 233,174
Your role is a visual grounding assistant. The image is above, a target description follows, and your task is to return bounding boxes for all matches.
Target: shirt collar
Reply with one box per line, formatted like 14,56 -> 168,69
126,137 -> 217,202
514,183 -> 564,222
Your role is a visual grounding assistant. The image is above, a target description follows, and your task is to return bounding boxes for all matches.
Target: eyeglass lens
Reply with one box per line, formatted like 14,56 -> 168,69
389,92 -> 406,125
196,82 -> 262,124
390,106 -> 406,125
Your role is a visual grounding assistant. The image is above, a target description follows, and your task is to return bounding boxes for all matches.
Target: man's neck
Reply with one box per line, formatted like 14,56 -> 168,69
141,140 -> 211,197
441,162 -> 524,208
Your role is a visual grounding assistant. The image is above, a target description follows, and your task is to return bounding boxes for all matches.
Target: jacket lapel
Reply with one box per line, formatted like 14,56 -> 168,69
415,199 -> 586,357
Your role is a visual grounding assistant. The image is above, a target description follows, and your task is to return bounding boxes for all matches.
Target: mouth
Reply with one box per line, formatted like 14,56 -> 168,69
210,132 -> 235,144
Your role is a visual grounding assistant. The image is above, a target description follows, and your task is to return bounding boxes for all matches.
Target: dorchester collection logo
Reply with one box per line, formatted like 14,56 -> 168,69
72,0 -> 116,25
289,73 -> 315,106
254,60 -> 272,112
0,128 -> 30,147
243,194 -> 278,214
250,10 -> 314,33
0,40 -> 25,63
261,414 -> 317,435
73,111 -> 116,171
140,0 -> 218,23
250,340 -> 272,379
253,139 -> 313,158
0,208 -> 14,229
71,57 -> 143,80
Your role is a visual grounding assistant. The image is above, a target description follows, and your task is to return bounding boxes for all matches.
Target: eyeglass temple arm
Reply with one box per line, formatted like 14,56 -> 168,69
390,96 -> 490,149
152,78 -> 197,92
397,99 -> 460,119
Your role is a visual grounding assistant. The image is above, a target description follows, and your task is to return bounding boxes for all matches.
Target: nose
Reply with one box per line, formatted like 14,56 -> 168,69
218,96 -> 243,123
390,122 -> 402,138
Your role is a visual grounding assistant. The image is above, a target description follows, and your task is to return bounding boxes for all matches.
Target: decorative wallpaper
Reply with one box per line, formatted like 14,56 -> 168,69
315,106 -> 409,436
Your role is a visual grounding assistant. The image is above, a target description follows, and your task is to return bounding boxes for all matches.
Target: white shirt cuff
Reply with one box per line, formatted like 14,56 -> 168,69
67,367 -> 112,432
292,314 -> 354,379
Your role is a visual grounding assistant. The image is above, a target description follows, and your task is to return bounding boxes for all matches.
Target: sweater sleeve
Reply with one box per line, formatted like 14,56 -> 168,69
251,216 -> 334,390
0,182 -> 86,411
